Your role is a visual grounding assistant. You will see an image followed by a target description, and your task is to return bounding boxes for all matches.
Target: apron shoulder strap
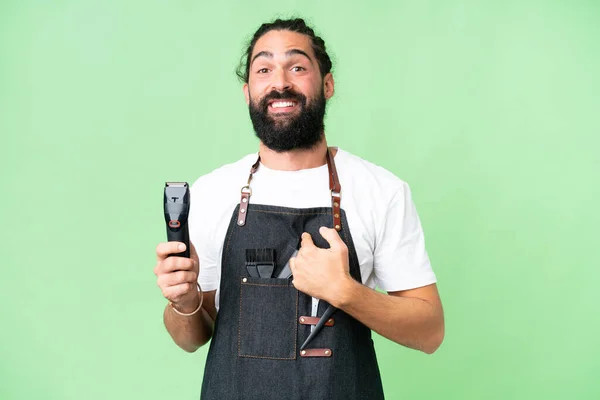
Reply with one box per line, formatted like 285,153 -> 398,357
237,147 -> 342,231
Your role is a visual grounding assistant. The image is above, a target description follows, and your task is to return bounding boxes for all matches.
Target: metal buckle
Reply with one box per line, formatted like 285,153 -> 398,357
241,185 -> 252,196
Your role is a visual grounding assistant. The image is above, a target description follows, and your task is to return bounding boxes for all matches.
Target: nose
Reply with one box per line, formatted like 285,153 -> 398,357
271,68 -> 292,92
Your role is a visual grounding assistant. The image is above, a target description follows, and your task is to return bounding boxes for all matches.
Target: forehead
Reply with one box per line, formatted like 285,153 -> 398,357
251,30 -> 315,60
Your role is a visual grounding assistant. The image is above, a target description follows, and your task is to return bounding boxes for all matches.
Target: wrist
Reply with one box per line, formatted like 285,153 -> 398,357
171,284 -> 203,315
331,275 -> 359,309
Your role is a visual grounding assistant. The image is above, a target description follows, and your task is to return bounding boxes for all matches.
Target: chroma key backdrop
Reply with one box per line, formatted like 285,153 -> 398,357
1,1 -> 599,399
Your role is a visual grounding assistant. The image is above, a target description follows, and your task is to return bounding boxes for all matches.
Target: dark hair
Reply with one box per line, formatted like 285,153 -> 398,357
236,18 -> 333,83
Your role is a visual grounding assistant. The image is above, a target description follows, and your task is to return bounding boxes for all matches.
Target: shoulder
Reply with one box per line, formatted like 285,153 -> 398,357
336,148 -> 408,201
188,153 -> 258,224
190,153 -> 258,195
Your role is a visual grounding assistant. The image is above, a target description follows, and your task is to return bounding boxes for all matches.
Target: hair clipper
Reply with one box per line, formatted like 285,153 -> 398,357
164,182 -> 190,258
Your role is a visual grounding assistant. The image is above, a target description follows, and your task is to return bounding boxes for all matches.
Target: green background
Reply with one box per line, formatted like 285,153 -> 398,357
1,0 -> 599,399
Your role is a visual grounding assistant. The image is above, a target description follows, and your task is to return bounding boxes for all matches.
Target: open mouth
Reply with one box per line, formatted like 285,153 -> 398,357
268,99 -> 298,113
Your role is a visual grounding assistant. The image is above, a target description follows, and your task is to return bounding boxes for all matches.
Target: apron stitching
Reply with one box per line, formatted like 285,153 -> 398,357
294,287 -> 298,359
238,354 -> 296,360
223,210 -> 238,268
237,279 -> 243,357
252,210 -> 331,216
242,282 -> 292,287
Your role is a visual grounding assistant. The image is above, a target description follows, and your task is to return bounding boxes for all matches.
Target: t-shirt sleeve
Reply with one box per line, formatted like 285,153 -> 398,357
373,182 -> 437,292
189,180 -> 219,292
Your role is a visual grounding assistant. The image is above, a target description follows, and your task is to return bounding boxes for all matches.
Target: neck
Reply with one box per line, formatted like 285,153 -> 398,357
259,138 -> 334,171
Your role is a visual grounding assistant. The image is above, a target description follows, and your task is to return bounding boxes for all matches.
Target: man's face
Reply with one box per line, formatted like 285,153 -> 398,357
243,30 -> 334,152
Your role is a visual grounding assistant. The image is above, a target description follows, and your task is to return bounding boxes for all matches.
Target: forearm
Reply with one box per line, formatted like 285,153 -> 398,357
163,292 -> 214,352
335,280 -> 444,354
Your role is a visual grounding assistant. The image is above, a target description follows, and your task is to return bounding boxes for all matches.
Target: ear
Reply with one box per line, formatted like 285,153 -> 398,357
243,83 -> 250,105
323,73 -> 334,100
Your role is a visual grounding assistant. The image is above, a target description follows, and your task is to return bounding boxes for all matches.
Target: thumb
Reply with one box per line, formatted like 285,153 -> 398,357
319,226 -> 345,251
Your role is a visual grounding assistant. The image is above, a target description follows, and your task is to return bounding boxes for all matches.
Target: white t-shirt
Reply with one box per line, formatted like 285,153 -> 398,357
189,148 -> 436,310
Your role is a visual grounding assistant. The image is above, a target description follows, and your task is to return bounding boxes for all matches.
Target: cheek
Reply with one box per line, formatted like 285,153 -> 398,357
248,91 -> 262,106
247,83 -> 267,101
247,91 -> 267,110
302,77 -> 325,98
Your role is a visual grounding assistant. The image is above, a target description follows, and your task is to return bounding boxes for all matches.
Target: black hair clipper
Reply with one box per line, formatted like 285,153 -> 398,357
164,182 -> 190,258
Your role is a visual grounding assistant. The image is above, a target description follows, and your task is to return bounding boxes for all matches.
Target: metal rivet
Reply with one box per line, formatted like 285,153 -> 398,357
242,278 -> 247,283
300,317 -> 305,323
239,220 -> 244,225
335,225 -> 341,230
334,213 -> 339,218
242,198 -> 247,203
333,202 -> 339,207
324,350 -> 330,355
301,350 -> 306,355
328,319 -> 333,324
241,209 -> 245,213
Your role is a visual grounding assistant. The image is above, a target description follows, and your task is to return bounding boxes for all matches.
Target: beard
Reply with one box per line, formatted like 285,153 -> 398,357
248,88 -> 326,152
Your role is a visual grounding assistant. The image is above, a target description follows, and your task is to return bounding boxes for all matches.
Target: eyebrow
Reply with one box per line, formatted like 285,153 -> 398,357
250,49 -> 313,66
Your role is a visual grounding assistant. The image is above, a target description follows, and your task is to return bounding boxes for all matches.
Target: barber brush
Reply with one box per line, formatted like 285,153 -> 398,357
245,248 -> 275,278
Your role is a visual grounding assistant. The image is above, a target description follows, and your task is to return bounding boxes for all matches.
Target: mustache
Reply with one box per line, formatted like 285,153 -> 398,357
258,89 -> 307,109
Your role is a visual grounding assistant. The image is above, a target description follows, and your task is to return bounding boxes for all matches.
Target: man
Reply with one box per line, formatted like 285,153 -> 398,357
154,18 -> 444,399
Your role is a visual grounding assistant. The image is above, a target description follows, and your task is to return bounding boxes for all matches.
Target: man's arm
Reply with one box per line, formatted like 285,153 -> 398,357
163,290 -> 217,353
155,242 -> 218,353
336,281 -> 444,354
290,228 -> 445,354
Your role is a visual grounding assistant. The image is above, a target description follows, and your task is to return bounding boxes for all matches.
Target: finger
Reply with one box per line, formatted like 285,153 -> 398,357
319,226 -> 345,251
157,256 -> 195,274
160,270 -> 198,288
156,242 -> 187,261
162,282 -> 196,301
299,232 -> 316,249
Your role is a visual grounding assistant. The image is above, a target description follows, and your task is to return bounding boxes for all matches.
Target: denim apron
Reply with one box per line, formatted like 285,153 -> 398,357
200,148 -> 384,399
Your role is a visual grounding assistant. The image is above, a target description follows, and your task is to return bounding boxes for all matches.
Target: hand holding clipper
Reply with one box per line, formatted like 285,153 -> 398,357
164,182 -> 190,259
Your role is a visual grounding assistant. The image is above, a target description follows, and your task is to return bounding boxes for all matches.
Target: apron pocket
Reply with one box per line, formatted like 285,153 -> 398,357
238,277 -> 298,360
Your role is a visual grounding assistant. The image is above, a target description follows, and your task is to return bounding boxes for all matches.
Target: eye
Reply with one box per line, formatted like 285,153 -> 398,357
257,68 -> 270,74
291,66 -> 305,72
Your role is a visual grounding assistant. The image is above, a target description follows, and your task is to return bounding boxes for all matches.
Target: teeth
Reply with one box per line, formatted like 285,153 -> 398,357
271,101 -> 295,108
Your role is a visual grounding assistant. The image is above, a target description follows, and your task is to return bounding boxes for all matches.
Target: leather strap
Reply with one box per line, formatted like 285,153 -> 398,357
237,157 -> 261,227
238,147 -> 342,230
300,348 -> 332,357
326,148 -> 342,231
299,316 -> 335,326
